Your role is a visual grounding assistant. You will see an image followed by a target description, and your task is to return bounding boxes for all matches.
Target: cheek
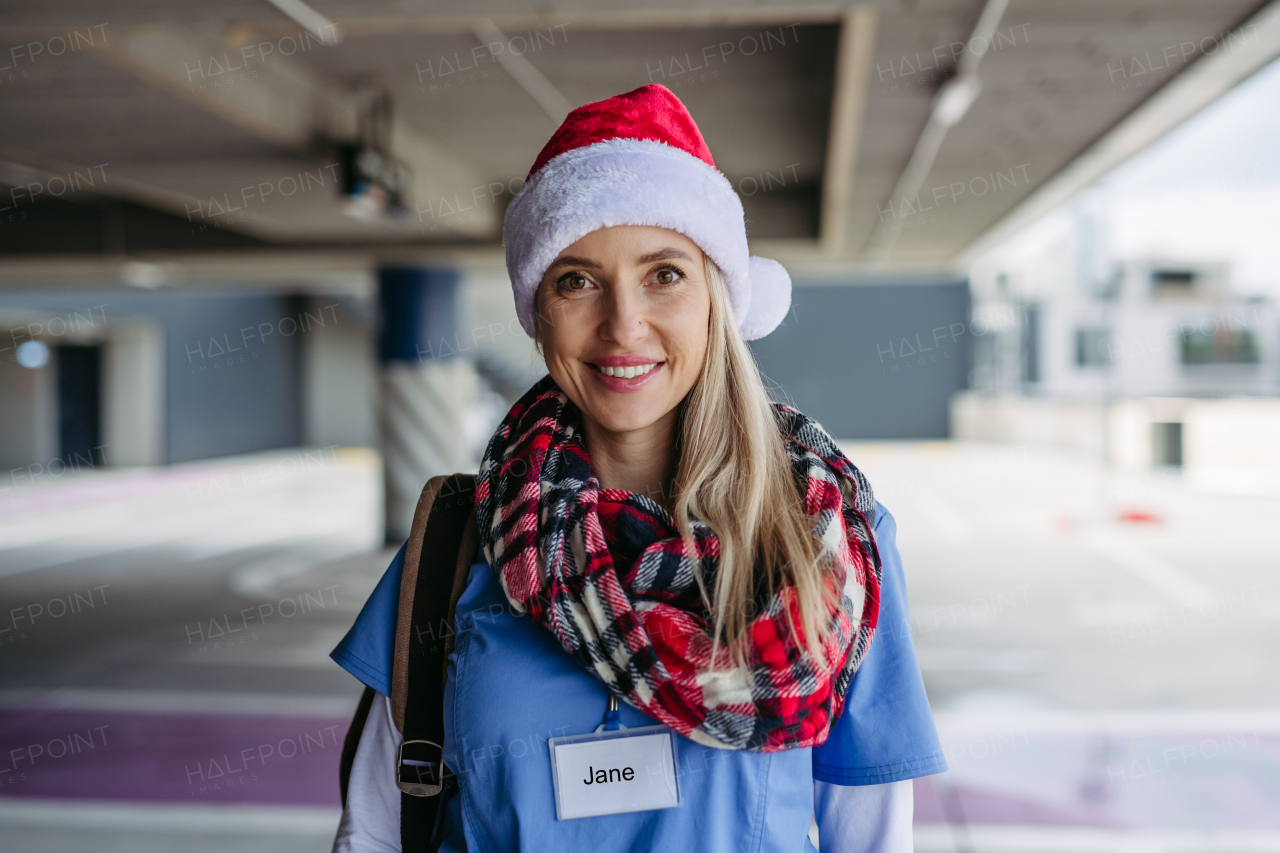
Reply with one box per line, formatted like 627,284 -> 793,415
539,314 -> 587,373
667,301 -> 711,368
541,334 -> 572,375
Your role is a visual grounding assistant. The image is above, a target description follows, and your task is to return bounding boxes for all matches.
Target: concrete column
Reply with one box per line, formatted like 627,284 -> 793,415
378,267 -> 471,543
103,321 -> 165,466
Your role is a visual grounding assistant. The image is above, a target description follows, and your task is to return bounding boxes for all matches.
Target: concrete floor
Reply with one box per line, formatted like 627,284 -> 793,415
847,441 -> 1280,845
0,448 -> 382,852
1,442 -> 1278,851
852,441 -> 1280,713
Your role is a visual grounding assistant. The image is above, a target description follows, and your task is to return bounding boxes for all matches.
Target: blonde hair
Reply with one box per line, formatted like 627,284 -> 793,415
533,256 -> 838,670
675,257 -> 835,668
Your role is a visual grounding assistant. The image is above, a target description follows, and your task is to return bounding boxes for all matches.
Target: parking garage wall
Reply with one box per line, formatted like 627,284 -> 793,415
0,289 -> 305,465
750,278 -> 972,439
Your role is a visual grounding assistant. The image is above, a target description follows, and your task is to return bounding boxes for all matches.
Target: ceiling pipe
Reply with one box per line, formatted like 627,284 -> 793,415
262,0 -> 342,44
865,0 -> 1010,263
473,19 -> 572,126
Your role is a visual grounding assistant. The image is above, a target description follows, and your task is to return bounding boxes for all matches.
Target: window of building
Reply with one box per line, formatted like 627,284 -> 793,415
1179,328 -> 1259,365
1019,303 -> 1040,384
1152,422 -> 1183,468
1151,269 -> 1197,298
1074,327 -> 1111,368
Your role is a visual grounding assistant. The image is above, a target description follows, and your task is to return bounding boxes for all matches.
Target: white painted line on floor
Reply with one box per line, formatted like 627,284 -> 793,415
0,798 -> 340,834
932,706 -> 1280,735
1081,526 -> 1214,606
914,825 -> 1280,853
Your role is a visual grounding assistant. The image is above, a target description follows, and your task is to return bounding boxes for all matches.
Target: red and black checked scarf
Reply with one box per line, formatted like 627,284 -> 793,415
475,375 -> 881,752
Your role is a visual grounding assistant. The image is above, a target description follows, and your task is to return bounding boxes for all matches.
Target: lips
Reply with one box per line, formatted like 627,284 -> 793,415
596,362 -> 658,378
587,359 -> 665,391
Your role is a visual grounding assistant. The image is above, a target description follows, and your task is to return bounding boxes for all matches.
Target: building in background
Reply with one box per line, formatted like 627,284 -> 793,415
957,197 -> 1280,494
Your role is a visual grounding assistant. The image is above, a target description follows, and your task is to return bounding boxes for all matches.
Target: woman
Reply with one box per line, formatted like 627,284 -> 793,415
332,85 -> 945,852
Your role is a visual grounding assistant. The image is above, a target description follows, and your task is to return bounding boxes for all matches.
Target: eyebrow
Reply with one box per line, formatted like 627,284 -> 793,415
637,248 -> 693,264
548,254 -> 599,270
547,247 -> 695,271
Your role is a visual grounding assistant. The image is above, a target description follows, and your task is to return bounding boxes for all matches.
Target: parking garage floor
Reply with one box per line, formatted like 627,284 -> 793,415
1,442 -> 1277,852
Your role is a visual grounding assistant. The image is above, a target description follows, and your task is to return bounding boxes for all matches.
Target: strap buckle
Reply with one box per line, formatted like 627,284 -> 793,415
397,739 -> 444,797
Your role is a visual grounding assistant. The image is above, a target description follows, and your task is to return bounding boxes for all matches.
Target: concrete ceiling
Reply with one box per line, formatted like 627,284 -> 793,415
0,0 -> 1277,277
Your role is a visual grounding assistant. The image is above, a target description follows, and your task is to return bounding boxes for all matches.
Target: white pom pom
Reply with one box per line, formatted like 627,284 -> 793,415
738,256 -> 792,340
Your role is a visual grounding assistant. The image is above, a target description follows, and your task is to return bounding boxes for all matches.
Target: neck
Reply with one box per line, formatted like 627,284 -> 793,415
581,409 -> 678,512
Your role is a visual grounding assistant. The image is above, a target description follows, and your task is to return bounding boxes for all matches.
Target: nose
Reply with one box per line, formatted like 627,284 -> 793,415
600,280 -> 647,346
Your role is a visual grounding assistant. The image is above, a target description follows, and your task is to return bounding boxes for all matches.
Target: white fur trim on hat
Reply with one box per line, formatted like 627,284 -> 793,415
503,138 -> 792,341
741,256 -> 793,339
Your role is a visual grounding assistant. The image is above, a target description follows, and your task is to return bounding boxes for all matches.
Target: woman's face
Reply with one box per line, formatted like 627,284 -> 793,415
536,225 -> 711,439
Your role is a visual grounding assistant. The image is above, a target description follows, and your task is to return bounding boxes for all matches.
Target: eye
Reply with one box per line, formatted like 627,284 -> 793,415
651,265 -> 685,286
557,272 -> 594,292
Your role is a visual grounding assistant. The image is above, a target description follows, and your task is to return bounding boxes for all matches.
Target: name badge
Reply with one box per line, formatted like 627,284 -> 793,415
547,724 -> 681,820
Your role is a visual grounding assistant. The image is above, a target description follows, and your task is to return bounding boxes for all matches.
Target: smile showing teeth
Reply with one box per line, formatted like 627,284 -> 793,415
597,363 -> 658,379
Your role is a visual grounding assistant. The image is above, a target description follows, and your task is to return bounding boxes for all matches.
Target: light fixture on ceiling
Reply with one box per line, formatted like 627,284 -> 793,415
122,261 -> 169,289
16,340 -> 50,369
339,90 -> 413,223
934,75 -> 983,129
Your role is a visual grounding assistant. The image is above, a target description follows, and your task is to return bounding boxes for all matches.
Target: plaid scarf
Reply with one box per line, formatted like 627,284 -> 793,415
475,376 -> 881,751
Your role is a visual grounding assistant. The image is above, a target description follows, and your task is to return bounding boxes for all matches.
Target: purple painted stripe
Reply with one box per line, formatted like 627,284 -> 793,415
0,708 -> 348,805
913,777 -> 1128,828
914,731 -> 1280,830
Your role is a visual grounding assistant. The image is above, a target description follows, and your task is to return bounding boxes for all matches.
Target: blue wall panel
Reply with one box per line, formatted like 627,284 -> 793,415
166,292 -> 304,462
0,289 -> 304,463
749,280 -> 971,440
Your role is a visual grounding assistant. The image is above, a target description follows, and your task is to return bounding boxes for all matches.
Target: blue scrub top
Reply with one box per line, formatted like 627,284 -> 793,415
332,501 -> 946,788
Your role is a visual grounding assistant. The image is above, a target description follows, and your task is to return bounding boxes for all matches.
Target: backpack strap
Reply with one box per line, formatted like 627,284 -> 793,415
392,474 -> 446,731
391,473 -> 479,730
393,473 -> 478,852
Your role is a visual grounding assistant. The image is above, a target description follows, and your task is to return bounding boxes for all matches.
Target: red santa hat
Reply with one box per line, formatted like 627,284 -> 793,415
503,84 -> 792,341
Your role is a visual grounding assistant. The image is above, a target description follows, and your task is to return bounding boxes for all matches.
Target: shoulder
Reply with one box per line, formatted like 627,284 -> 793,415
329,544 -> 407,696
813,497 -> 948,784
873,501 -> 894,535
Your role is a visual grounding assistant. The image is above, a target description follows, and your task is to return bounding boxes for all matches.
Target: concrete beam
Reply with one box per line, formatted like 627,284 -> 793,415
956,0 -> 1280,266
93,24 -> 341,151
0,248 -> 500,292
84,25 -> 497,239
820,7 -> 878,252
238,9 -> 847,39
473,19 -> 571,124
0,149 -> 207,223
0,242 -> 959,292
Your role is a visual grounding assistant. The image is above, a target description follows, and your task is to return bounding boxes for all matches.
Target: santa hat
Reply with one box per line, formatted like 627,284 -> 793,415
503,84 -> 792,341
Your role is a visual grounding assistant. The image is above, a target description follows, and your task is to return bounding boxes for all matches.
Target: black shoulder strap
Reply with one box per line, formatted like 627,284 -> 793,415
400,473 -> 477,852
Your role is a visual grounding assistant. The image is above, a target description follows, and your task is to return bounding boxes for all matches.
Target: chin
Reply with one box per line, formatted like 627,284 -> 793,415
575,379 -> 672,430
581,395 -> 665,435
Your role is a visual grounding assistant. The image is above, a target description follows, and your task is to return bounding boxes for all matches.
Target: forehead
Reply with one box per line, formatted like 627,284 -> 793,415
552,225 -> 703,263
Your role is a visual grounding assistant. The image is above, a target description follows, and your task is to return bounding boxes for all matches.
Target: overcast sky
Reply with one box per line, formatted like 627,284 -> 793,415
1097,55 -> 1280,297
